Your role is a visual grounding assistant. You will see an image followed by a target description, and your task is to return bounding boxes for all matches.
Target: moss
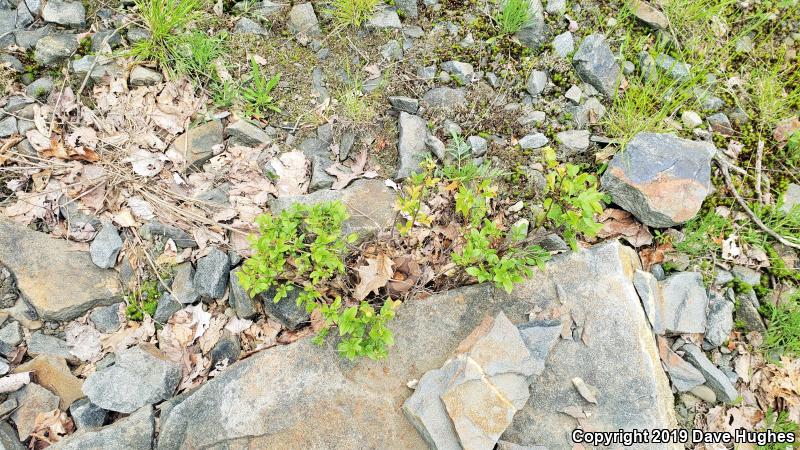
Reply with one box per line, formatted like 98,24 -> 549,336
125,279 -> 161,321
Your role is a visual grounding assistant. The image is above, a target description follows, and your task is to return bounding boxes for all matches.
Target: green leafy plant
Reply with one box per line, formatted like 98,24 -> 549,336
130,0 -> 201,64
238,201 -> 397,360
495,0 -> 532,35
762,291 -> 800,359
329,0 -> 380,28
241,57 -> 282,118
125,279 -> 160,321
538,148 -> 608,250
758,408 -> 799,450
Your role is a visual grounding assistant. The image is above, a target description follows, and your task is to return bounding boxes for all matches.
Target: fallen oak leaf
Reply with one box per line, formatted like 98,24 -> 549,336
354,254 -> 394,301
325,148 -> 378,190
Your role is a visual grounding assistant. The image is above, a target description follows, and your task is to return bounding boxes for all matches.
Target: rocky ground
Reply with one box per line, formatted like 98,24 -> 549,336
0,0 -> 799,448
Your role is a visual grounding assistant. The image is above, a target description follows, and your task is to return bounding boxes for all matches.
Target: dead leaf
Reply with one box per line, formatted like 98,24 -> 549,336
596,208 -> 653,247
126,148 -> 163,177
29,409 -> 73,445
40,137 -> 100,162
325,148 -> 378,190
65,322 -> 103,362
354,254 -> 394,300
270,151 -> 308,196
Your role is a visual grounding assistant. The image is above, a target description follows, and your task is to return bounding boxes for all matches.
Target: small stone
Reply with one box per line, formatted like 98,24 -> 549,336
780,183 -> 800,214
690,385 -> 717,403
225,119 -> 270,147
193,248 -> 230,300
417,65 -> 436,81
41,0 -> 85,28
731,265 -> 761,287
10,383 -> 59,439
140,221 -> 197,248
519,133 -> 549,149
126,27 -> 150,44
0,117 -> 16,138
545,0 -> 565,14
70,55 -> 123,85
631,0 -> 669,29
681,344 -> 739,403
555,129 -> 590,157
443,120 -> 462,137
0,398 -> 17,417
573,34 -> 621,97
172,120 -> 223,171
565,85 -> 582,103
421,87 -> 467,112
259,286 -> 309,330
425,133 -> 446,160
366,7 -> 401,29
91,30 -> 122,52
707,112 -> 733,136
655,272 -> 709,334
389,96 -> 419,114
228,269 -> 257,320
704,292 -> 733,348
655,54 -> 690,80
552,31 -> 574,58
210,333 -> 241,367
89,304 -> 121,334
83,343 -> 181,413
395,0 -> 418,18
0,321 -> 21,353
441,60 -> 474,84
396,112 -> 428,179
525,70 -> 547,95
51,404 -> 154,449
69,398 -> 108,429
735,290 -> 766,333
533,232 -> 569,252
170,262 -> 200,304
233,17 -> 268,35
14,355 -> 84,409
681,110 -> 703,129
33,34 -> 78,67
25,77 -> 54,99
622,60 -> 635,75
129,66 -> 162,86
287,3 -> 320,37
89,224 -> 122,269
467,135 -> 487,157
28,332 -> 77,363
153,292 -> 182,324
657,338 -> 705,392
380,39 -> 403,61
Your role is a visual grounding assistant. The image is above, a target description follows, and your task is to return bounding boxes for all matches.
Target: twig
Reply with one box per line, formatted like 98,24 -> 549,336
755,139 -> 764,205
76,23 -> 128,97
714,155 -> 800,250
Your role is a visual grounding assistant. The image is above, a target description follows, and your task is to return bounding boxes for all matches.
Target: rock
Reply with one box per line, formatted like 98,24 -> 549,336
153,292 -> 182,323
780,183 -> 800,214
545,0 -> 565,14
129,66 -> 162,86
34,34 -> 78,67
707,112 -> 733,136
690,385 -> 716,403
381,39 -> 403,60
403,312 -> 556,449
552,31 -> 574,58
395,0 -> 418,18
525,70 -> 547,96
28,332 -> 78,363
126,26 -> 150,44
389,96 -> 419,114
210,333 -> 241,367
681,344 -> 739,403
565,85 -> 582,103
467,135 -> 487,157
228,268 -> 258,319
90,224 -> 122,269
425,133 -> 446,160
156,241 -> 676,449
172,120 -> 223,171
441,60 -> 474,84
233,17 -> 268,35
600,132 -> 714,228
258,286 -> 309,330
83,344 -> 181,413
735,290 -> 766,333
417,65 -> 436,81
681,110 -> 703,129
631,0 -> 669,29
655,54 -> 690,80
89,304 -> 121,333
70,55 -> 123,85
0,219 -> 122,321
573,34 -> 620,97
10,383 -> 59,439
245,0 -> 285,18
421,87 -> 467,112
0,422 -> 23,450
41,0 -> 85,27
532,232 -> 569,252
139,221 -> 197,248
50,405 -> 154,450
703,294 -> 733,348
367,7 -> 401,29
519,133 -> 548,149
0,321 -> 21,355
14,355 -> 84,409
555,129 -> 590,157
300,138 -> 335,191
287,3 -> 320,37
657,338 -> 705,392
396,112 -> 428,179
0,117 -> 16,138
731,265 -> 760,287
193,248 -> 230,300
68,398 -> 107,429
169,262 -> 199,305
650,272 -> 709,335
25,76 -> 54,99
91,30 -> 122,53
269,179 -> 395,237
225,119 -> 270,147
514,0 -> 546,50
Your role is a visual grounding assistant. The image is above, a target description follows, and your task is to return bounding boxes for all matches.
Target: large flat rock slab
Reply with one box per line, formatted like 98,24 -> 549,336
157,241 -> 676,449
0,219 -> 122,321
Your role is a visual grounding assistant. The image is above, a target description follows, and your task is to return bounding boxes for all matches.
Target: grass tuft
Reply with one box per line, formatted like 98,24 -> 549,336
130,0 -> 201,64
329,0 -> 380,28
495,0 -> 532,35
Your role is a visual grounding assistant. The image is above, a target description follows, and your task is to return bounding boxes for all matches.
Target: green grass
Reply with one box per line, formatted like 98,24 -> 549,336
762,291 -> 800,358
747,58 -> 800,131
758,409 -> 799,450
495,0 -> 532,35
168,30 -> 227,82
673,211 -> 733,256
241,58 -> 282,118
329,0 -> 380,28
130,0 -> 202,65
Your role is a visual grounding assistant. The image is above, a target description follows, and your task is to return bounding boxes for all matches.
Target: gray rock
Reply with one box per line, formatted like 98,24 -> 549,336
532,232 -> 569,252
366,6 -> 401,29
51,405 -> 154,450
83,344 -> 181,413
259,285 -> 309,330
228,268 -> 258,319
519,133 -> 548,149
545,0 -> 565,14
565,85 -> 582,103
210,333 -> 241,367
514,0 -> 547,50
91,30 -> 122,53
652,272 -> 709,335
339,132 -> 356,161
129,66 -> 162,86
0,54 -> 23,72
193,248 -> 230,300
441,60 -> 474,84
70,55 -> 124,85
396,0 -> 417,17
269,179 -> 396,238
126,26 -> 150,44
389,96 -> 419,114
633,269 -> 658,329
89,304 -> 121,334
425,133 -> 446,160
681,344 -> 739,403
0,117 -> 16,138
0,422 -> 23,450
0,9 -> 15,48
170,262 -> 200,304
33,34 -> 78,67
573,34 -> 620,98
68,398 -> 108,430
0,321 -> 21,354
17,1 -> 35,27
658,338 -> 705,392
601,132 -> 714,228
631,0 -> 669,29
225,119 -> 270,147
622,60 -> 635,74
707,112 -> 733,136
467,135 -> 487,157
690,385 -> 716,403
139,221 -> 197,248
655,53 -> 690,80
703,292 -> 733,348
233,17 -> 268,35
552,31 -> 574,58
555,129 -> 590,157
42,0 -> 85,27
417,65 -> 436,81
172,120 -> 223,171
731,265 -> 760,287
525,70 -> 547,96
153,292 -> 182,323
300,138 -> 335,191
781,183 -> 800,214
156,241 -> 676,449
421,87 -> 467,112
397,112 -> 428,179
381,39 -> 403,61
10,383 -> 59,439
735,290 -> 766,333
246,0 -> 286,18
28,332 -> 78,363
287,3 -> 320,37
0,218 -> 122,321
90,224 -> 122,269
25,77 -> 54,99
681,110 -> 703,129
